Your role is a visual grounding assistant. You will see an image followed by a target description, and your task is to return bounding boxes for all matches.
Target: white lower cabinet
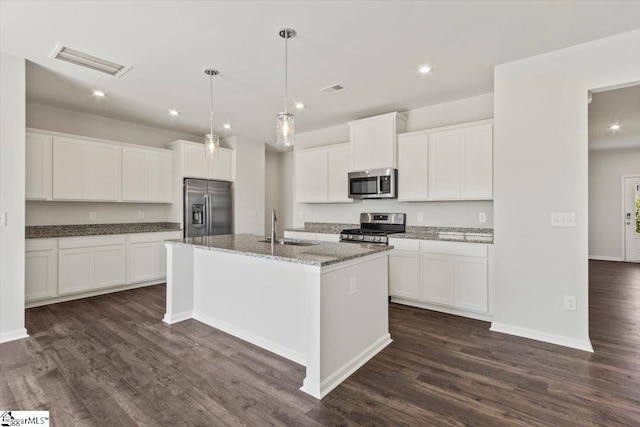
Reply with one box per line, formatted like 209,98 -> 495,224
25,239 -> 57,301
58,248 -> 95,295
389,251 -> 420,300
94,245 -> 127,289
128,231 -> 180,283
388,238 -> 491,319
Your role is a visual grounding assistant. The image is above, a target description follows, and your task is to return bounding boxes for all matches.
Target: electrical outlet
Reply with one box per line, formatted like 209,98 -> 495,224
138,211 -> 145,219
564,295 -> 577,311
551,212 -> 576,227
349,277 -> 357,295
479,212 -> 487,223
89,211 -> 97,220
417,212 -> 424,222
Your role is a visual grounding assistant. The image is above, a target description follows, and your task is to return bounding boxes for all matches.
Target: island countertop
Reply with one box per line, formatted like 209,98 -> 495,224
164,234 -> 392,267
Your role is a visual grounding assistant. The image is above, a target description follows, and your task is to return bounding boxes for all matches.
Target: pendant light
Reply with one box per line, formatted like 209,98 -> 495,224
204,68 -> 220,159
276,27 -> 296,147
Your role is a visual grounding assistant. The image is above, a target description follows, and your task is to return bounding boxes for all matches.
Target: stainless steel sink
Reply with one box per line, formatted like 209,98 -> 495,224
258,238 -> 320,246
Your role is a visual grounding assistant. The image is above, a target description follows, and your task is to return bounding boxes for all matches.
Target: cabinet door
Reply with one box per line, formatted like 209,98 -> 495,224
327,145 -> 352,203
94,245 -> 127,289
85,142 -> 121,201
454,256 -> 488,312
209,148 -> 232,181
389,251 -> 420,299
58,248 -> 94,295
53,137 -> 85,200
183,144 -> 208,178
350,121 -> 374,171
311,150 -> 328,202
462,125 -> 493,198
428,130 -> 462,199
373,115 -> 395,168
25,250 -> 57,301
25,132 -> 53,200
421,253 -> 454,305
148,150 -> 172,202
295,151 -> 315,203
128,242 -> 161,283
122,147 -> 148,201
398,134 -> 429,200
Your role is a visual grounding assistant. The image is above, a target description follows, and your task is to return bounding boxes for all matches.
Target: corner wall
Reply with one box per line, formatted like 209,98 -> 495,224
0,52 -> 27,343
492,30 -> 640,351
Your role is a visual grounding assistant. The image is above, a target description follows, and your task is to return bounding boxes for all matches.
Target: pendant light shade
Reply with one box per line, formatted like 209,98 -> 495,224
276,27 -> 296,147
204,68 -> 220,159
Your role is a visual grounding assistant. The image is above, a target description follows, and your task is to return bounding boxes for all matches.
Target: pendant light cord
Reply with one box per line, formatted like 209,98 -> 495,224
209,74 -> 214,135
284,32 -> 288,114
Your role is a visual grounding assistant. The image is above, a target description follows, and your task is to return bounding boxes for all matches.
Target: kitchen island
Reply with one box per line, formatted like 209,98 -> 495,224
163,234 -> 392,399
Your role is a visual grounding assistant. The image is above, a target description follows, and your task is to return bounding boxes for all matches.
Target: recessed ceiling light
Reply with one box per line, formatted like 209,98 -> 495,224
610,124 -> 621,130
223,123 -> 232,130
295,102 -> 305,110
93,90 -> 106,97
418,64 -> 432,74
169,109 -> 180,116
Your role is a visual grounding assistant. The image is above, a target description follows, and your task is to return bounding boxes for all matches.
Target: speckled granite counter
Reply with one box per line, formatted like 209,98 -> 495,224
26,222 -> 182,239
164,233 -> 392,267
285,222 -> 493,244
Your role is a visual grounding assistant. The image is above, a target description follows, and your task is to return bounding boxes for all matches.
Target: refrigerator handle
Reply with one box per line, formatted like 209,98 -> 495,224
204,193 -> 209,236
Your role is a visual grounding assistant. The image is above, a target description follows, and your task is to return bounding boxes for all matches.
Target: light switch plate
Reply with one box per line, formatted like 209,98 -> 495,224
551,212 -> 576,227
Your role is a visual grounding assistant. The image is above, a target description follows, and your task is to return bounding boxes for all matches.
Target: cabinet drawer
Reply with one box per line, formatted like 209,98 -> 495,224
129,231 -> 182,243
59,234 -> 127,249
388,238 -> 420,252
26,238 -> 58,252
420,240 -> 487,257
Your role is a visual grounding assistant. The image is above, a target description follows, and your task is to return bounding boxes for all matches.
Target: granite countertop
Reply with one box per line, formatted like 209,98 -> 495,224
164,234 -> 392,267
26,222 -> 182,239
285,222 -> 494,244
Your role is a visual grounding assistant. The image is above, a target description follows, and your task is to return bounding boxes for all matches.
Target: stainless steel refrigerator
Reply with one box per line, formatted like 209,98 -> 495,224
183,179 -> 233,238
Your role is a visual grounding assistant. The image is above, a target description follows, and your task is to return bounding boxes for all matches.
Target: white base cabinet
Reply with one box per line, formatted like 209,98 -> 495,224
26,230 -> 181,304
389,238 -> 492,320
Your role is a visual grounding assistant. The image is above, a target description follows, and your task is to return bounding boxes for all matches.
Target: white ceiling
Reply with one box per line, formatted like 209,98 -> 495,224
589,84 -> 640,150
2,1 -> 640,147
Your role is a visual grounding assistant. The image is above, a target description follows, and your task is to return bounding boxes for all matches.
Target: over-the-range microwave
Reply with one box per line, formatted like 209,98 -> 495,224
348,168 -> 398,199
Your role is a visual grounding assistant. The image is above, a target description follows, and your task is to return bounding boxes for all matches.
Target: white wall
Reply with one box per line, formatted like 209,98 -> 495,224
589,147 -> 640,259
25,102 -> 199,225
265,150 -> 281,235
234,138 -> 265,235
492,30 -> 640,351
292,93 -> 495,228
0,52 -> 28,343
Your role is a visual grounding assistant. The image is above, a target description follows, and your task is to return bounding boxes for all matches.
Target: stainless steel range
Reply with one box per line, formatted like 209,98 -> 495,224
340,213 -> 406,244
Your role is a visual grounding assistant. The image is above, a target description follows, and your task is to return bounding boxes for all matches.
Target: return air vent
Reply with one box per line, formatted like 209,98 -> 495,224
321,84 -> 345,94
50,43 -> 132,77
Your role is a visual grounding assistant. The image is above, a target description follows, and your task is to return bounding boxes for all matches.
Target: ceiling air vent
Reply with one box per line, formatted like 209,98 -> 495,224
50,43 -> 132,77
321,84 -> 345,94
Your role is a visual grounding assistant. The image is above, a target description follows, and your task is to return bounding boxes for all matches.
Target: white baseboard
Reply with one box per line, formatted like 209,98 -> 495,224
0,328 -> 29,344
490,322 -> 593,353
163,310 -> 193,324
300,333 -> 392,400
192,311 -> 307,366
589,255 -> 623,262
391,297 -> 493,322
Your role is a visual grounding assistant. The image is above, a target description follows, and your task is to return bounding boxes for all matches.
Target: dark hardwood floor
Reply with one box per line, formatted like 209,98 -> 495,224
1,260 -> 639,426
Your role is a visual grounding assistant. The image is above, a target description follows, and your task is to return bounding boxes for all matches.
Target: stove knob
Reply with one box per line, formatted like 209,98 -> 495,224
358,235 -> 364,240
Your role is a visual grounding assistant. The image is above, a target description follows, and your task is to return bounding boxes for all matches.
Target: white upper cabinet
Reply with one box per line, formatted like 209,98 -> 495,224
122,147 -> 172,203
428,123 -> 493,200
52,137 -> 86,200
84,141 -> 121,201
398,133 -> 429,201
176,141 -> 233,182
295,143 -> 352,204
25,132 -> 53,200
397,120 -> 493,202
349,112 -> 406,171
327,144 -> 352,203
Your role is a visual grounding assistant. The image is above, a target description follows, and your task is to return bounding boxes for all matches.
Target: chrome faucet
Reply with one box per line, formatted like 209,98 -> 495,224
270,208 -> 278,244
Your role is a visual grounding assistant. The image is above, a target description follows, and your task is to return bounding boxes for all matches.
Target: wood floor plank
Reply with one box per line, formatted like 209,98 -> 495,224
0,259 -> 638,426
